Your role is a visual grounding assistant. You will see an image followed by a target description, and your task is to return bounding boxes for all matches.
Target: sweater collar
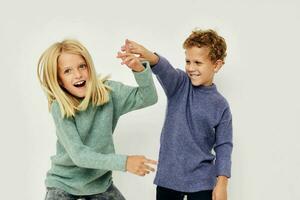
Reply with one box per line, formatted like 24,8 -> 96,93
192,83 -> 217,93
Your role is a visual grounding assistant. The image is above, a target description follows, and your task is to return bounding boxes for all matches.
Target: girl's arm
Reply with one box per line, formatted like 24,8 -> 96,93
51,101 -> 127,171
109,59 -> 158,117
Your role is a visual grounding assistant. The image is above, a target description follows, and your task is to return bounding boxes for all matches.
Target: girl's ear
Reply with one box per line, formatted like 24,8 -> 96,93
58,78 -> 64,87
214,60 -> 224,73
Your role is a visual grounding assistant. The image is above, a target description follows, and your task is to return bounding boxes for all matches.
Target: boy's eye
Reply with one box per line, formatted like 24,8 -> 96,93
185,60 -> 190,64
195,61 -> 202,66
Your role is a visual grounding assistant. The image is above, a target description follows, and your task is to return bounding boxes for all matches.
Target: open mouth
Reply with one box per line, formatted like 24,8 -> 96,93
73,80 -> 86,88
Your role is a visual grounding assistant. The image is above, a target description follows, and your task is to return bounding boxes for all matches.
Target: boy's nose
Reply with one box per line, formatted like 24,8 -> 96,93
187,64 -> 196,71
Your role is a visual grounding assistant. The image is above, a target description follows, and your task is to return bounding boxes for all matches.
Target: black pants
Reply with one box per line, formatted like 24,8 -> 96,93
156,186 -> 212,200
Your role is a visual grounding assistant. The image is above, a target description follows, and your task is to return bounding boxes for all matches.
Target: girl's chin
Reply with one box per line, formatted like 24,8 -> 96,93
72,92 -> 86,99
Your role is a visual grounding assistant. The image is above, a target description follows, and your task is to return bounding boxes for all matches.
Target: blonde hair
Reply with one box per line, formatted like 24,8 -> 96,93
183,29 -> 227,63
37,39 -> 110,118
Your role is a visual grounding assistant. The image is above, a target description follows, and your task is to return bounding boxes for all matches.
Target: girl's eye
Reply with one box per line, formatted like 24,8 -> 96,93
64,69 -> 71,74
195,61 -> 202,66
185,60 -> 190,64
79,64 -> 87,69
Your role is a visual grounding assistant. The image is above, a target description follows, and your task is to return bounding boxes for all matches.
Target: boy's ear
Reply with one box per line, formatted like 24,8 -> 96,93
214,60 -> 224,73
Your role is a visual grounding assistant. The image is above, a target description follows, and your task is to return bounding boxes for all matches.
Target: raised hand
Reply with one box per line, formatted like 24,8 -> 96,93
117,51 -> 145,72
121,39 -> 159,66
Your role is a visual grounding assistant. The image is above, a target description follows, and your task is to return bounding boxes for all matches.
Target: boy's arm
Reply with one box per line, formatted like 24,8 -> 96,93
214,107 -> 233,178
213,176 -> 228,200
212,107 -> 232,200
150,54 -> 185,97
51,101 -> 127,171
120,39 -> 185,97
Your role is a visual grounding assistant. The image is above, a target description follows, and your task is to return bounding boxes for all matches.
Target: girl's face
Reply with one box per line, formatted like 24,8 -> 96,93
57,52 -> 89,98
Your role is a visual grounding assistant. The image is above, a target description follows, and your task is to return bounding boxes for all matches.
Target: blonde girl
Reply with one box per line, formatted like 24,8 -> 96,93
38,39 -> 158,200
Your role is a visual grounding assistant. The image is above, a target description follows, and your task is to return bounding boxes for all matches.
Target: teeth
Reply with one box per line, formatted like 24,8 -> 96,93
74,81 -> 85,85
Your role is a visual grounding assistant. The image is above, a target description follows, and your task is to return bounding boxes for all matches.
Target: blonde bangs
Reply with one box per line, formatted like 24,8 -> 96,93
37,39 -> 110,118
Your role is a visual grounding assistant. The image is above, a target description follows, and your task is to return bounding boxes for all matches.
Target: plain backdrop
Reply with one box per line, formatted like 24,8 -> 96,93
1,0 -> 300,199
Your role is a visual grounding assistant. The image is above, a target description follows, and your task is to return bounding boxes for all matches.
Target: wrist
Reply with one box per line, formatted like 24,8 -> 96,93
132,65 -> 145,72
216,176 -> 228,187
149,52 -> 159,66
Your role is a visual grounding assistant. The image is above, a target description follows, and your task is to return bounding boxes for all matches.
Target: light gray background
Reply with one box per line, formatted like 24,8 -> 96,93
1,0 -> 299,199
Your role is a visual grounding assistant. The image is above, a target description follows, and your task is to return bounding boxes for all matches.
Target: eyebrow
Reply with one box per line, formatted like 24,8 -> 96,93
62,62 -> 86,69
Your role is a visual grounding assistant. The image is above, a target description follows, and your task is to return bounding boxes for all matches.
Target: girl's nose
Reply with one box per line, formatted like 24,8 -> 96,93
74,69 -> 82,79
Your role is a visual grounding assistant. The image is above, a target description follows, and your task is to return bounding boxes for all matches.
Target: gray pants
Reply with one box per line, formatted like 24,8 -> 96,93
45,184 -> 126,200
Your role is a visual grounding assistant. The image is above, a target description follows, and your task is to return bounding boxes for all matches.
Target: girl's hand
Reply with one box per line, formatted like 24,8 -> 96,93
121,39 -> 159,66
213,176 -> 228,200
126,155 -> 157,176
117,52 -> 145,72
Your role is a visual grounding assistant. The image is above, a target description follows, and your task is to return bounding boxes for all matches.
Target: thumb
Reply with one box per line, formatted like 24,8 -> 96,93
138,57 -> 147,62
212,189 -> 216,200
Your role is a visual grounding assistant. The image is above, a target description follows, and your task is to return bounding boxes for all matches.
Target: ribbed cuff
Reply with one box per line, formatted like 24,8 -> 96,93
113,154 -> 128,172
133,61 -> 154,87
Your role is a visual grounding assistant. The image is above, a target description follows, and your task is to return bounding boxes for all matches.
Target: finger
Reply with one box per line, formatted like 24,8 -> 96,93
138,170 -> 147,176
144,159 -> 158,165
118,54 -> 138,65
125,39 -> 132,53
123,54 -> 136,62
116,51 -> 130,59
117,52 -> 136,58
125,39 -> 141,53
127,58 -> 140,67
122,55 -> 138,65
116,51 -> 124,58
137,57 -> 147,62
143,164 -> 155,172
126,39 -> 139,47
140,168 -> 151,176
212,190 -> 216,200
121,45 -> 126,52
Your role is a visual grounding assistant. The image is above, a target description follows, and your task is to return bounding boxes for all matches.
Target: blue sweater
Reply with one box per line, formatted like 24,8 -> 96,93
152,55 -> 233,192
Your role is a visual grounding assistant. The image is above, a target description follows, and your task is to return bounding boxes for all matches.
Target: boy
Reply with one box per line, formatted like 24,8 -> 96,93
118,29 -> 233,200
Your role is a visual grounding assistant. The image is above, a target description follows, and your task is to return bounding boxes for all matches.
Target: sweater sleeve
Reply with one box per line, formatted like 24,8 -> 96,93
213,107 -> 233,178
107,61 -> 158,117
151,54 -> 185,98
51,101 -> 127,171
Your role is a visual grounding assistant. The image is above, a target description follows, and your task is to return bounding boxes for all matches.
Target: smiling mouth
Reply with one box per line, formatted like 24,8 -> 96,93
189,74 -> 201,78
73,80 -> 86,88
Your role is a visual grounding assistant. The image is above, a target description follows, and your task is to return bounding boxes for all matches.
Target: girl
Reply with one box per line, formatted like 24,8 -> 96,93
37,39 -> 158,200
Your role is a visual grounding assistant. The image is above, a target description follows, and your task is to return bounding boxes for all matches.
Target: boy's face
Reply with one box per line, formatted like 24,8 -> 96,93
57,52 -> 89,98
185,46 -> 222,86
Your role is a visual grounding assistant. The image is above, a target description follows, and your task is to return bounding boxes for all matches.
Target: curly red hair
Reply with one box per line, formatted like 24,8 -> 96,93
183,29 -> 227,63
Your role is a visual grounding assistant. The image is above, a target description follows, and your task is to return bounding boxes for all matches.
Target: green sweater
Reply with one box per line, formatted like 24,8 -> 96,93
45,64 -> 157,195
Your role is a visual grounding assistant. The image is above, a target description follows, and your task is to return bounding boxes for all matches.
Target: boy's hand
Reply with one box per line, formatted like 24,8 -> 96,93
212,176 -> 228,200
117,52 -> 145,72
126,155 -> 157,176
121,39 -> 159,66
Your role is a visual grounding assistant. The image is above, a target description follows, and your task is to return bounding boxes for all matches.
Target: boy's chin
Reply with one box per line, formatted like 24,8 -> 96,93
190,80 -> 203,86
190,78 -> 213,87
